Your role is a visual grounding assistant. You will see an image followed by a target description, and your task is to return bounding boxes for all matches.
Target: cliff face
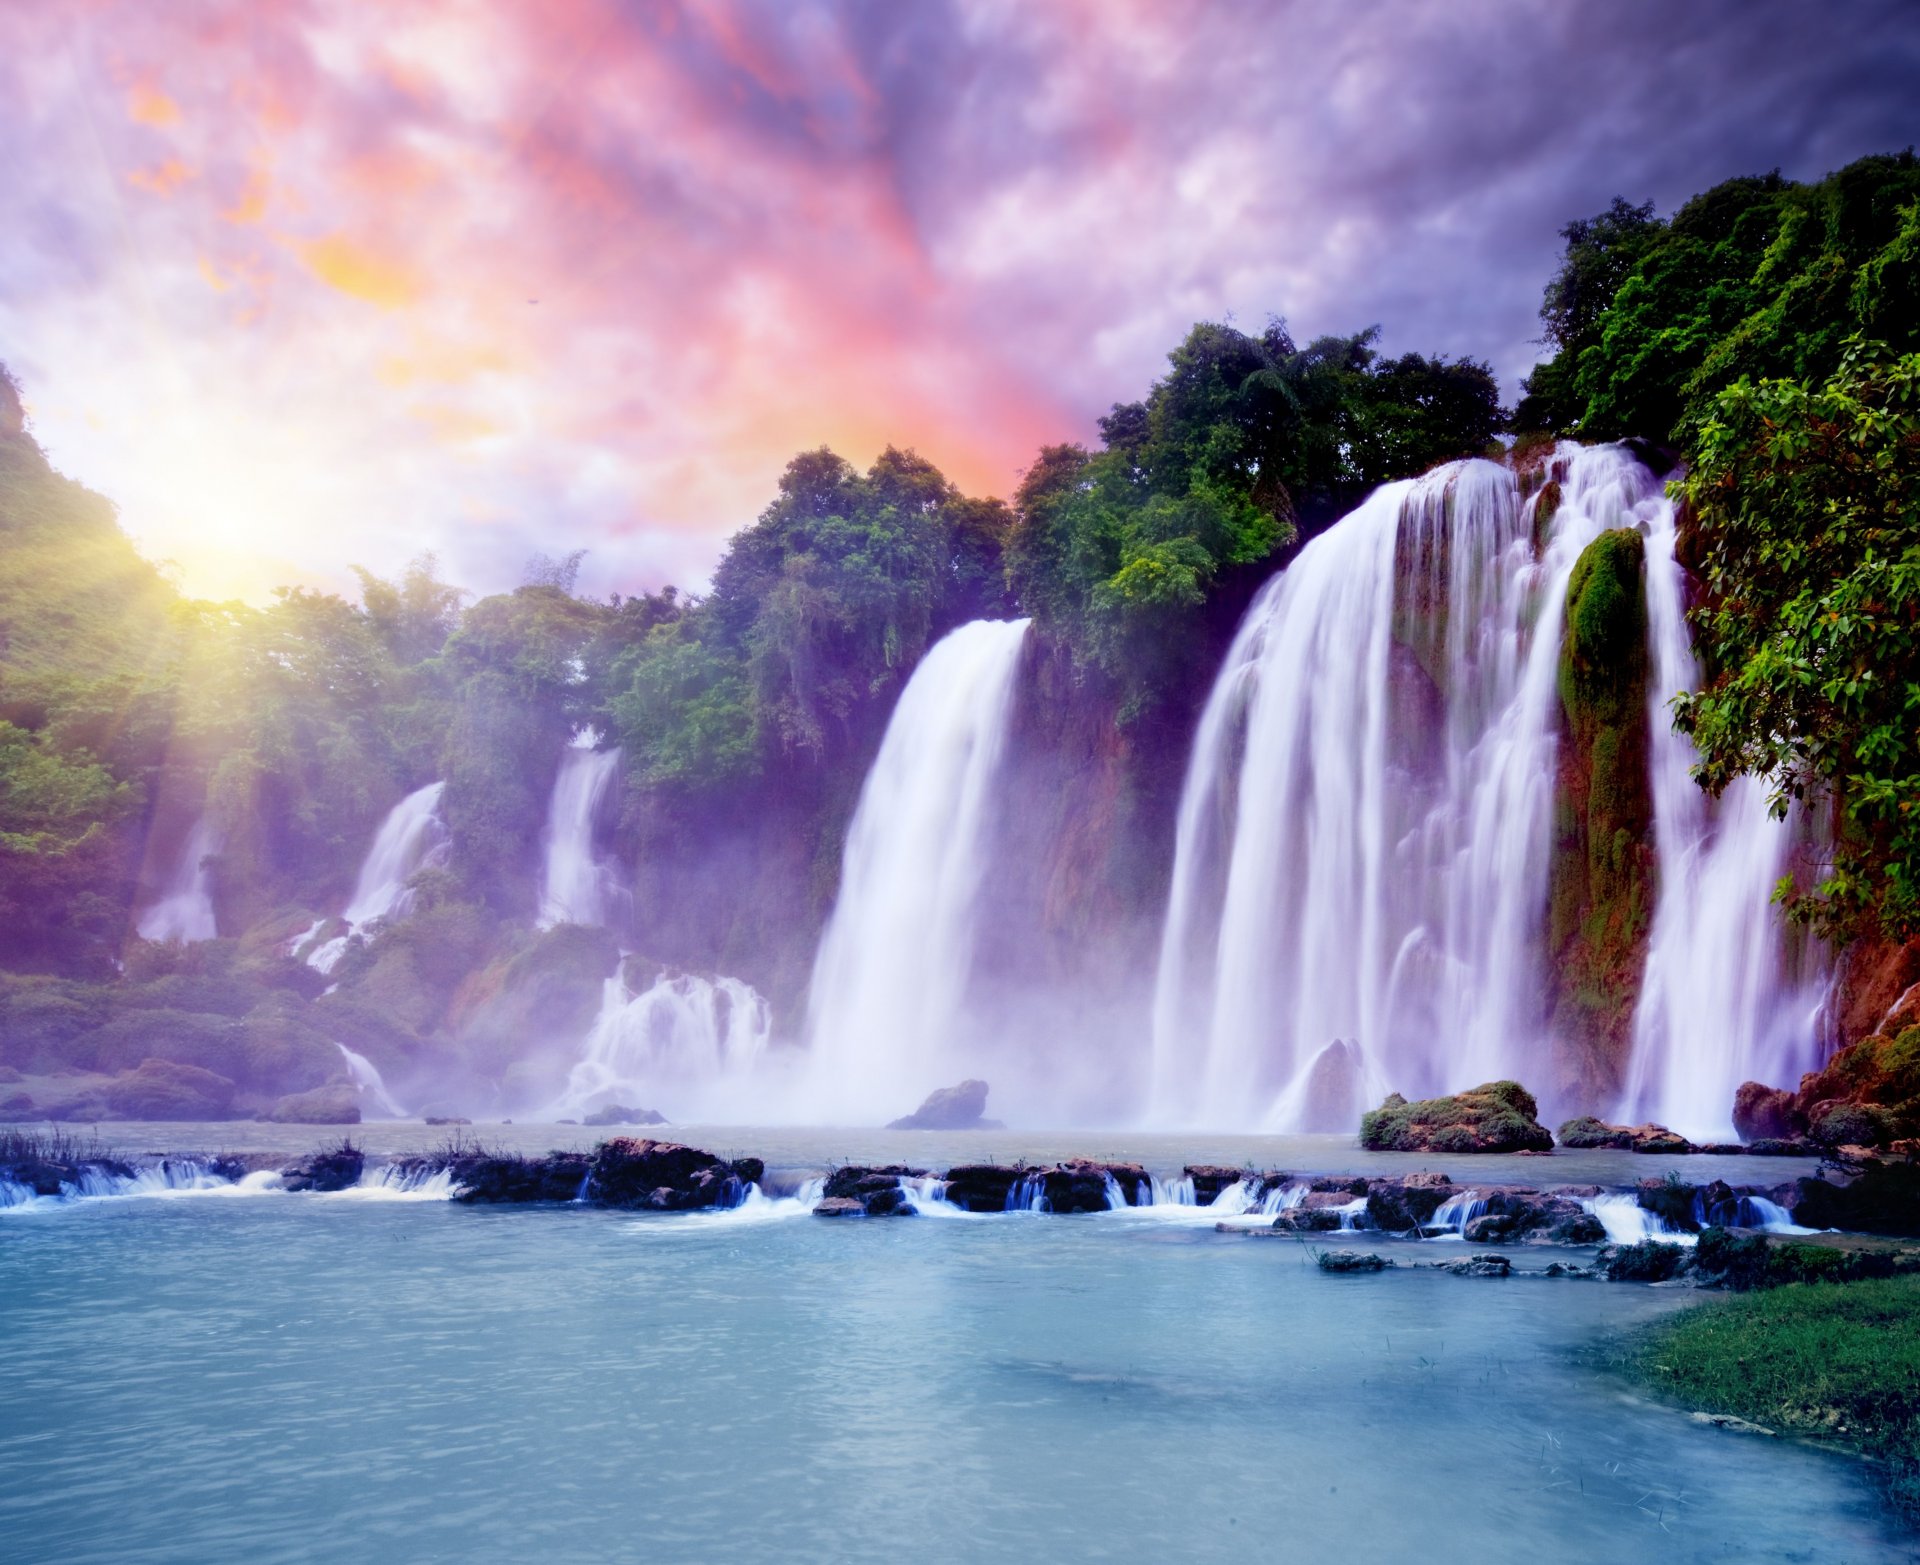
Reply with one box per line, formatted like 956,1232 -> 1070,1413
1544,527 -> 1657,1112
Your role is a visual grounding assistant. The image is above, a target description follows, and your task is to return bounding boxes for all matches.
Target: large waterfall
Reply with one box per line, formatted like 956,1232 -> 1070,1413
1623,484 -> 1828,1138
136,816 -> 219,943
537,733 -> 623,929
1150,445 -> 1825,1133
804,617 -> 1030,1122
302,781 -> 449,973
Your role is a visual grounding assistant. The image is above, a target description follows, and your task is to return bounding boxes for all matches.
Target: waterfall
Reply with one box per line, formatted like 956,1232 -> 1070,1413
334,1043 -> 408,1118
136,817 -> 219,943
555,967 -> 773,1121
1621,496 -> 1830,1140
1150,444 -> 1827,1132
537,732 -> 624,929
803,617 -> 1031,1123
302,781 -> 448,972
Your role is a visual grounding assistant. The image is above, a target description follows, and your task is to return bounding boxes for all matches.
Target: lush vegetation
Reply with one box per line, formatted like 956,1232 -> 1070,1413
1516,151 -> 1920,940
1623,1274 -> 1920,1520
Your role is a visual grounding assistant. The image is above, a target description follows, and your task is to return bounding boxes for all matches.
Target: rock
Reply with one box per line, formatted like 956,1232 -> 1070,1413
584,1139 -> 763,1211
1793,1162 -> 1920,1237
1404,1171 -> 1453,1190
1733,1081 -> 1802,1142
1600,1239 -> 1690,1282
101,1058 -> 236,1120
1310,1176 -> 1370,1194
1294,1039 -> 1368,1132
581,1104 -> 668,1128
1547,1211 -> 1608,1245
1185,1164 -> 1256,1205
1439,1254 -> 1512,1278
1040,1160 -> 1149,1213
821,1166 -> 927,1216
1359,1081 -> 1554,1153
1272,1208 -> 1345,1232
424,1116 -> 471,1127
1746,1137 -> 1819,1157
1554,1116 -> 1694,1153
263,1084 -> 362,1125
940,1164 -> 1023,1212
1638,1177 -> 1701,1232
1365,1179 -> 1449,1232
862,1185 -> 912,1217
280,1142 -> 365,1192
1318,1251 -> 1392,1273
449,1152 -> 591,1203
812,1197 -> 866,1218
1809,1102 -> 1898,1150
887,1079 -> 999,1131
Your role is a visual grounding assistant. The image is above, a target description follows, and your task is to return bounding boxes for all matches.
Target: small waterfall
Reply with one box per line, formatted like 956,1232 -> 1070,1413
1427,1190 -> 1486,1239
303,781 -> 449,972
1152,453 -> 1628,1128
340,1165 -> 462,1200
334,1044 -> 407,1118
1582,1192 -> 1698,1247
1004,1173 -> 1050,1212
137,817 -> 219,943
556,967 -> 772,1120
537,733 -> 624,929
1622,495 -> 1830,1140
804,618 -> 1031,1122
1148,1173 -> 1198,1207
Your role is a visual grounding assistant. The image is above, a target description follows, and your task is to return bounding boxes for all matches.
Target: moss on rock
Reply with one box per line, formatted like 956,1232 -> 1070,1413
1359,1080 -> 1554,1153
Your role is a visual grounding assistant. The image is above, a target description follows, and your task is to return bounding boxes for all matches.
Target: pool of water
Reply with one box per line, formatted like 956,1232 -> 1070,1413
0,1189 -> 1906,1563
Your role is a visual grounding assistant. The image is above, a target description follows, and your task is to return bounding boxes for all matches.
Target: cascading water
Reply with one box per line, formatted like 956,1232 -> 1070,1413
1622,493 -> 1830,1139
537,732 -> 624,929
302,781 -> 449,972
1150,444 -> 1827,1133
335,1043 -> 408,1118
803,617 -> 1030,1122
555,968 -> 773,1121
136,817 -> 219,943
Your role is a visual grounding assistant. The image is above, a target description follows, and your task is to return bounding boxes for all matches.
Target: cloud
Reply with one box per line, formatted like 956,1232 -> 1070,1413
0,0 -> 1915,607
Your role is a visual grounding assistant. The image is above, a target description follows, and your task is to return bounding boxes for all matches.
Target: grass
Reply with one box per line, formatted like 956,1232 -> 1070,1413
1621,1276 -> 1920,1523
0,1126 -> 109,1164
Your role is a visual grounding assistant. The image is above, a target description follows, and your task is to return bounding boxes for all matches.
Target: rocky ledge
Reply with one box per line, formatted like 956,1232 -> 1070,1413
1359,1081 -> 1554,1153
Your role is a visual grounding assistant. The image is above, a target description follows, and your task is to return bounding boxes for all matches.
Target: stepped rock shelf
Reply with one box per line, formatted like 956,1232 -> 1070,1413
8,1132 -> 1920,1253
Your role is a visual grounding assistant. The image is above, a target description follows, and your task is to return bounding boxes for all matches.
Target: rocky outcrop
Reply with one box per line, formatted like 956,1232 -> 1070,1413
1555,1116 -> 1694,1153
887,1080 -> 1000,1131
821,1165 -> 926,1216
584,1139 -> 764,1211
1360,1081 -> 1554,1153
101,1058 -> 237,1120
279,1142 -> 364,1192
447,1151 -> 592,1204
1544,528 -> 1657,1114
1318,1252 -> 1392,1273
937,1159 -> 1150,1212
581,1104 -> 667,1128
1793,1161 -> 1920,1237
1733,1023 -> 1920,1149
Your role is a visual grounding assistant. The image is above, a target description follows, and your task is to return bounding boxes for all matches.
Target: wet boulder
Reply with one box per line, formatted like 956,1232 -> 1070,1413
812,1197 -> 867,1218
280,1142 -> 364,1192
1637,1177 -> 1702,1232
941,1164 -> 1023,1211
1554,1117 -> 1694,1154
584,1139 -> 764,1211
450,1152 -> 592,1204
1365,1179 -> 1450,1232
887,1079 -> 1001,1131
1733,1081 -> 1803,1142
1042,1160 -> 1149,1212
1318,1252 -> 1392,1273
1184,1165 -> 1253,1205
1438,1254 -> 1512,1278
822,1165 -> 926,1216
1359,1081 -> 1553,1153
1600,1240 -> 1691,1282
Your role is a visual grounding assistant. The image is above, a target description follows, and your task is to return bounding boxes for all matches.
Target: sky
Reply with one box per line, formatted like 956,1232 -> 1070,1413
2,1 -> 1917,606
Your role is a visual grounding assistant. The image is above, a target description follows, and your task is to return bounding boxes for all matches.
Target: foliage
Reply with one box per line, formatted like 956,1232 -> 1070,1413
1674,340 -> 1920,937
1008,320 -> 1504,709
1516,152 -> 1920,442
1358,1080 -> 1553,1153
1623,1275 -> 1920,1520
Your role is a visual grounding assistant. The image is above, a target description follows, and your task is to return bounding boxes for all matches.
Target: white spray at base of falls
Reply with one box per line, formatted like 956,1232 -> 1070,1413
802,618 -> 1031,1123
301,781 -> 449,973
137,816 -> 219,942
1622,493 -> 1829,1141
537,732 -> 624,929
334,1043 -> 408,1118
554,967 -> 774,1121
1149,445 -> 1829,1133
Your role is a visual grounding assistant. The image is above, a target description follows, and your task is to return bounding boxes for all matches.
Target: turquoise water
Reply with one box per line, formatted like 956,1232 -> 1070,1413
0,1191 -> 1906,1564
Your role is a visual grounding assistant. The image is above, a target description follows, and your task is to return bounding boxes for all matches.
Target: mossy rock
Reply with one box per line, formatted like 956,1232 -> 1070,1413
1359,1081 -> 1553,1153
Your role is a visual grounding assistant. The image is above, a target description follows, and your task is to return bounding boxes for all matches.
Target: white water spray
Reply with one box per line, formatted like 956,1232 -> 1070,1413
137,817 -> 219,943
556,968 -> 773,1121
537,732 -> 624,929
335,1043 -> 408,1118
804,618 -> 1030,1122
